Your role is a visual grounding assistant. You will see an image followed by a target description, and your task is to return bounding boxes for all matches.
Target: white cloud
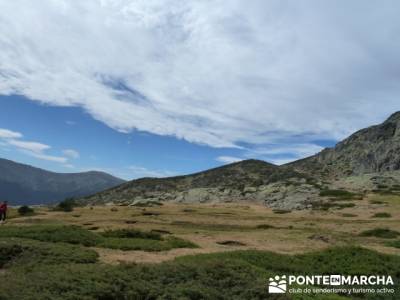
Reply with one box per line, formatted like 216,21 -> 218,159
250,144 -> 324,158
216,156 -> 243,164
0,128 -> 22,139
0,127 -> 72,164
63,149 -> 80,159
128,165 -> 175,178
26,151 -> 68,163
8,139 -> 50,153
267,158 -> 296,166
243,143 -> 324,165
0,1 -> 399,150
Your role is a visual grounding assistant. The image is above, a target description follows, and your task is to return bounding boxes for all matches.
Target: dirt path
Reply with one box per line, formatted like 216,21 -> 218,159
93,247 -> 227,264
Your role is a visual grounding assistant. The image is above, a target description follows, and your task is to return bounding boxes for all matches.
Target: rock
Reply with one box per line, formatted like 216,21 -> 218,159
216,240 -> 246,246
243,187 -> 257,193
308,234 -> 330,243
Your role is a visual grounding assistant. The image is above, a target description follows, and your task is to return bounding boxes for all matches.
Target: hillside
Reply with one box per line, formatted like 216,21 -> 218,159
82,112 -> 400,209
290,111 -> 400,178
81,159 -> 318,209
0,158 -> 125,205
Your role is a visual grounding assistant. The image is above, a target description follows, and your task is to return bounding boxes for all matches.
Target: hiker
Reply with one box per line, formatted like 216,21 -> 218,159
0,201 -> 8,223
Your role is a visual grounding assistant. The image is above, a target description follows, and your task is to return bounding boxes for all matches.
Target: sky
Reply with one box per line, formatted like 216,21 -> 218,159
0,0 -> 399,180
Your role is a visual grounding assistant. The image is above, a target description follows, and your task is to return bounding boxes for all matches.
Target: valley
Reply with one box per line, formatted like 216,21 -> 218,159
6,191 -> 400,263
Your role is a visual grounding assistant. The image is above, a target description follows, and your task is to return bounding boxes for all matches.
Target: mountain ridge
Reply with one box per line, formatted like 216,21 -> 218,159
0,158 -> 125,205
81,111 -> 400,209
289,111 -> 400,177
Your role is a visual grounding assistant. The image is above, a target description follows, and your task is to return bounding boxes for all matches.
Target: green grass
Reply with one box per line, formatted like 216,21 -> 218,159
0,225 -> 101,246
386,240 -> 400,249
359,228 -> 400,239
0,238 -> 98,268
17,205 -> 35,216
101,228 -> 162,240
0,225 -> 398,299
341,213 -> 357,217
372,212 -> 392,218
256,224 -> 276,229
369,199 -> 386,204
319,189 -> 361,200
313,201 -> 355,210
97,236 -> 198,251
0,246 -> 397,299
0,225 -> 198,252
272,209 -> 292,214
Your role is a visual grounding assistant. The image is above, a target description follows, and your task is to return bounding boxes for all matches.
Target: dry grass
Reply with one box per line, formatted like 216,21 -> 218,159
7,193 -> 400,264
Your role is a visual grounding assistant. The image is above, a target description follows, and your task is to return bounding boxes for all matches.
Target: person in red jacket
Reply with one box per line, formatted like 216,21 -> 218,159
0,201 -> 8,223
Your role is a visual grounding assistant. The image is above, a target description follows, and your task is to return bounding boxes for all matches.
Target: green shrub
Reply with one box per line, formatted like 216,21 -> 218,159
0,246 -> 399,299
0,225 -> 198,252
272,209 -> 291,214
0,225 -> 101,246
101,229 -> 162,240
98,236 -> 198,252
369,200 -> 386,204
386,240 -> 400,249
313,201 -> 355,210
341,213 -> 357,217
256,224 -> 276,229
359,228 -> 400,239
17,205 -> 34,216
372,212 -> 392,218
0,238 -> 98,268
55,198 -> 76,212
319,189 -> 360,200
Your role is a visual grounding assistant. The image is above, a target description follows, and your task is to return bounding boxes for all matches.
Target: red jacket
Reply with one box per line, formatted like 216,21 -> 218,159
0,203 -> 7,212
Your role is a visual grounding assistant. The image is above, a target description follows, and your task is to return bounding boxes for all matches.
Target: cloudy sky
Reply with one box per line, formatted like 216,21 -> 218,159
0,0 -> 399,179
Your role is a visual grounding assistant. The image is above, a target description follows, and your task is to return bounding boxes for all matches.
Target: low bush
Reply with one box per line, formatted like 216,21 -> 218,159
0,238 -> 98,268
256,224 -> 276,229
386,240 -> 400,249
313,201 -> 355,210
272,209 -> 291,214
319,189 -> 360,200
55,198 -> 77,212
17,206 -> 35,216
0,225 -> 198,252
0,225 -> 101,246
341,213 -> 357,217
98,236 -> 198,252
359,228 -> 400,239
0,246 -> 398,299
369,200 -> 386,204
101,229 -> 162,240
372,212 -> 392,218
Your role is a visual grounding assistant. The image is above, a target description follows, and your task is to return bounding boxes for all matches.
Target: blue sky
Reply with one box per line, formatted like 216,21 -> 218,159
0,94 -> 335,179
0,1 -> 399,179
0,95 -> 252,179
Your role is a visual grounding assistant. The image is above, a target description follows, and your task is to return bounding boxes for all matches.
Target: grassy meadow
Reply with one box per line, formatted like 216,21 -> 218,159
0,192 -> 399,299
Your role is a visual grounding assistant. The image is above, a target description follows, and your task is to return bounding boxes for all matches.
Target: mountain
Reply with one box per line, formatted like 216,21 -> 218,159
81,111 -> 400,209
290,111 -> 400,178
0,158 -> 125,205
81,159 -> 316,209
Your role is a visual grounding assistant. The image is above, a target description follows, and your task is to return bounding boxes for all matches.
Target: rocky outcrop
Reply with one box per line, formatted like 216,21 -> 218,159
82,175 -> 320,210
290,111 -> 400,177
80,112 -> 400,210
